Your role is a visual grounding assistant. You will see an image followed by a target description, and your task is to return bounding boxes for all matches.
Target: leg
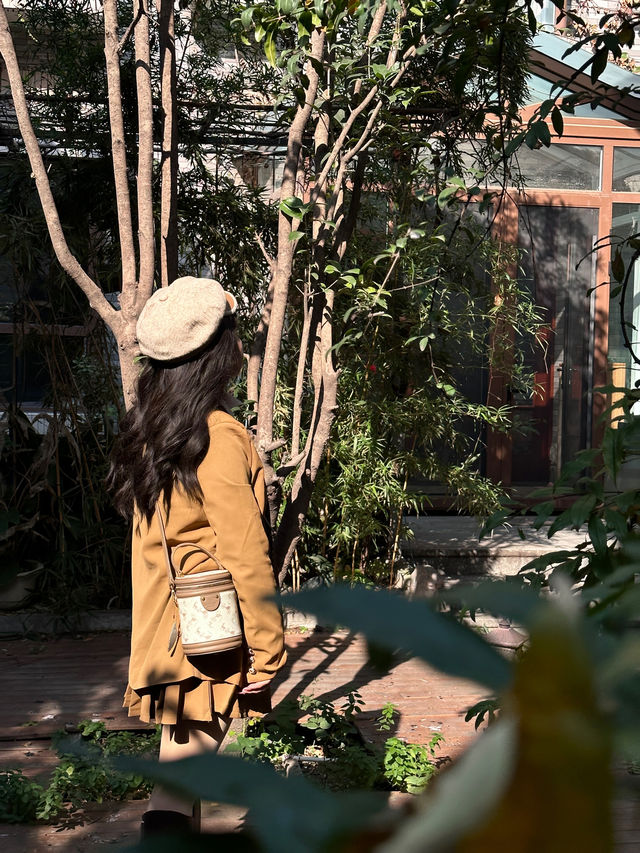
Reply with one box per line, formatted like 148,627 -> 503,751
149,715 -> 231,817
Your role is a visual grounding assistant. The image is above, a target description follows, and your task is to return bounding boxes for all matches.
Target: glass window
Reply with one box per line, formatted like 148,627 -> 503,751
515,144 -> 602,191
609,204 -> 640,399
534,0 -> 556,28
612,147 -> 640,192
608,204 -> 640,487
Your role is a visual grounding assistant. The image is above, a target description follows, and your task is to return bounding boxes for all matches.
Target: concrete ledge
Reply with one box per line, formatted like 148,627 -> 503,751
402,516 -> 586,579
0,608 -> 321,636
0,609 -> 131,636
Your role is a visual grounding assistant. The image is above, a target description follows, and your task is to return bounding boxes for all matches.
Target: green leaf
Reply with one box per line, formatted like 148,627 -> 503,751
537,121 -> 551,147
442,580 -> 543,628
531,501 -> 555,530
479,508 -> 513,539
591,49 -> 608,84
547,494 -> 597,536
611,249 -> 625,283
588,515 -> 608,557
538,99 -> 554,120
551,106 -> 564,137
602,427 -> 623,483
279,196 -> 306,218
437,186 -> 459,207
264,30 -> 277,67
524,124 -> 540,150
520,550 -> 574,574
240,7 -> 254,29
288,230 -> 304,241
287,586 -> 513,691
603,507 -> 629,540
298,10 -> 312,37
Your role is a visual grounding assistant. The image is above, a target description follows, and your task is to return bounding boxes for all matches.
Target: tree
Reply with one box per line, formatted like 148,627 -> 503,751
0,0 -> 542,583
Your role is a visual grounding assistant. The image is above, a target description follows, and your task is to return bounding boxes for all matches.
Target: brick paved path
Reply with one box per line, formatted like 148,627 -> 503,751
0,629 -> 638,850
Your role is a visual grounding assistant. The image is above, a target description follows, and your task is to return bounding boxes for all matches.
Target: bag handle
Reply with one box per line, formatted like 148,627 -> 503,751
171,541 -> 226,574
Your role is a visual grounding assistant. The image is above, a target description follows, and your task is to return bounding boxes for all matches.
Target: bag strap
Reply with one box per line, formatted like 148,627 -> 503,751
155,506 -> 227,588
155,505 -> 176,590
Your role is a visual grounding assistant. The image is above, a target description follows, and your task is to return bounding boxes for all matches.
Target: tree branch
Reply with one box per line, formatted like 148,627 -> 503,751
247,285 -> 273,417
117,0 -> 145,54
291,274 -> 311,458
353,1 -> 388,98
309,12 -> 415,209
103,0 -> 137,293
135,0 -> 154,307
0,2 -> 119,334
275,288 -> 339,583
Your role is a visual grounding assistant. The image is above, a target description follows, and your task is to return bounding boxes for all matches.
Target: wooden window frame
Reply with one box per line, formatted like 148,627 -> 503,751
487,113 -> 640,489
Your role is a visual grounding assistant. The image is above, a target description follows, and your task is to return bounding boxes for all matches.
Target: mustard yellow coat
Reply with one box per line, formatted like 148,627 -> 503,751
123,409 -> 287,724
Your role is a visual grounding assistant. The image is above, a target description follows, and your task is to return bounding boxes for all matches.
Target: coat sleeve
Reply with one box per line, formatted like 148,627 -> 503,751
197,421 -> 286,683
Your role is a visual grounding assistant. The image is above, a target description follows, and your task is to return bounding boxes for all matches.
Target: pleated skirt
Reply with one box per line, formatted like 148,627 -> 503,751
123,676 -> 271,724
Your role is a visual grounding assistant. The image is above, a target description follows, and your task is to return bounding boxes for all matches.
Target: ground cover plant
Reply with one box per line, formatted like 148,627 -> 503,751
0,720 -> 159,825
227,691 -> 444,794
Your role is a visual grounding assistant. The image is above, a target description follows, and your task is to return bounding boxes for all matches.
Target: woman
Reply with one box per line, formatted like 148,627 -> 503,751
108,276 -> 287,837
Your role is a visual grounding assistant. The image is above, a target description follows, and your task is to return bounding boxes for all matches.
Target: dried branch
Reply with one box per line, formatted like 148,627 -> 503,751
263,438 -> 287,453
0,2 -> 118,333
255,232 -> 276,270
275,288 -> 339,583
276,450 -> 306,479
135,0 -> 154,307
247,233 -> 278,416
103,0 -> 137,292
334,152 -> 368,256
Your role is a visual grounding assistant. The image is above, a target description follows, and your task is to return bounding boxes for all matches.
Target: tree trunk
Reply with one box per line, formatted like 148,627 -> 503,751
134,0 -> 155,308
159,0 -> 179,288
255,29 -> 326,459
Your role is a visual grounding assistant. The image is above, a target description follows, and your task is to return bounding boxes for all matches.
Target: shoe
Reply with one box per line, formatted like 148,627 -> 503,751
140,809 -> 193,838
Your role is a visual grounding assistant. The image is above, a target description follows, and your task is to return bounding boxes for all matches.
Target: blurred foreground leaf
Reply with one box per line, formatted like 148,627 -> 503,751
288,586 -> 512,691
440,579 -> 543,627
376,718 -> 517,853
118,752 -> 387,853
456,592 -> 613,852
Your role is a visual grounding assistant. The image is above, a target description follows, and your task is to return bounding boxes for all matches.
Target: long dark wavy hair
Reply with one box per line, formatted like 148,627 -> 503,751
107,316 -> 244,523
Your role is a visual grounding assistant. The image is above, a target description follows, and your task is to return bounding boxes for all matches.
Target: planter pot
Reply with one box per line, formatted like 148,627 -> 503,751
0,564 -> 43,611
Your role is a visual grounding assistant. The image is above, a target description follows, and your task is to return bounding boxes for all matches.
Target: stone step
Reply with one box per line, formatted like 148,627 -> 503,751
402,515 -> 587,581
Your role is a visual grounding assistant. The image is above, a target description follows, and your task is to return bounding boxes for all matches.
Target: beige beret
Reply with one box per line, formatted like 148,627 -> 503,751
136,277 -> 237,362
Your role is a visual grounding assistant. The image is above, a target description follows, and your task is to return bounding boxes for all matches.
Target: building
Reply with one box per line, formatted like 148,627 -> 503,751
482,27 -> 640,491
